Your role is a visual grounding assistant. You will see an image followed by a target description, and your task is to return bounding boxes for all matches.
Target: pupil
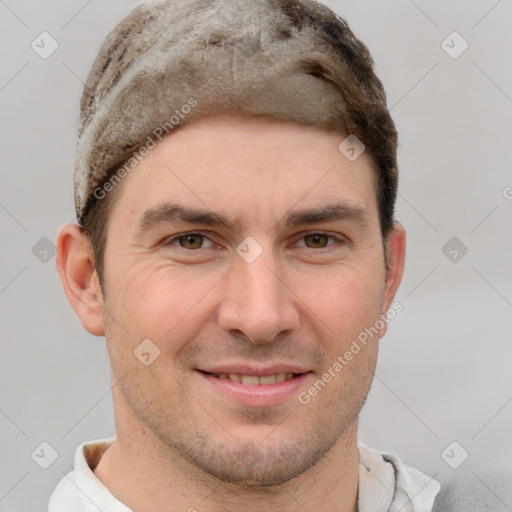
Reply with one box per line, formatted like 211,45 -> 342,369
181,234 -> 202,248
307,234 -> 327,247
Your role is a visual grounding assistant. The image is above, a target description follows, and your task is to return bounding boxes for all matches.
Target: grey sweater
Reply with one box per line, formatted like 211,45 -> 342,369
432,462 -> 512,511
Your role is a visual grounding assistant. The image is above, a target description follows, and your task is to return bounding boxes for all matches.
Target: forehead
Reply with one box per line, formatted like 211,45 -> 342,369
108,114 -> 379,229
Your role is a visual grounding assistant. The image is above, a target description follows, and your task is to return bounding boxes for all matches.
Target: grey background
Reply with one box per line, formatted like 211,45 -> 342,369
1,0 -> 511,510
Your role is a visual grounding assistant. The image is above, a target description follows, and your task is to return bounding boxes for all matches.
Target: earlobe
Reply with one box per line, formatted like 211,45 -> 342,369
56,224 -> 105,336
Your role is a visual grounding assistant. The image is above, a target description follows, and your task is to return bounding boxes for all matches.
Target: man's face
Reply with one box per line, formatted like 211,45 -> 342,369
99,114 -> 400,485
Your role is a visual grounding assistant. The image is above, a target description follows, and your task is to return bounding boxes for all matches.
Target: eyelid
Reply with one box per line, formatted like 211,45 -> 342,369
162,230 -> 346,250
292,231 -> 344,248
162,231 -> 216,249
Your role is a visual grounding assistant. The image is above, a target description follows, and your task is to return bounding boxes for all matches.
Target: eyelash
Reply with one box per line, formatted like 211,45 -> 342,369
162,231 -> 344,251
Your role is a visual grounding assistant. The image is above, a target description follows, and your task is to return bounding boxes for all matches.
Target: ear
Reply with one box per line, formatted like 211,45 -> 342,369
379,222 -> 406,338
56,224 -> 105,336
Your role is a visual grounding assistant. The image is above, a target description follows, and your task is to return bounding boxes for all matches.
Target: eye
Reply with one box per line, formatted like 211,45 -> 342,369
164,232 -> 215,250
296,233 -> 339,249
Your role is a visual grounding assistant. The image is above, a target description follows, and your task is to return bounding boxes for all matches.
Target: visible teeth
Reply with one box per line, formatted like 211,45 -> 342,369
211,372 -> 297,385
241,375 -> 260,386
259,374 -> 276,385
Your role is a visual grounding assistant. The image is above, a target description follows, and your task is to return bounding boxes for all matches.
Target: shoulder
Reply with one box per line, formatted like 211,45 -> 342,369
432,461 -> 512,512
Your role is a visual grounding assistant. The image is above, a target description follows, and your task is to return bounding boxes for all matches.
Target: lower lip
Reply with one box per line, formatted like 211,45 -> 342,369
197,371 -> 312,407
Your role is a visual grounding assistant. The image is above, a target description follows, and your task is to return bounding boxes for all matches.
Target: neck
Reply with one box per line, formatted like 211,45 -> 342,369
94,384 -> 360,512
94,423 -> 360,512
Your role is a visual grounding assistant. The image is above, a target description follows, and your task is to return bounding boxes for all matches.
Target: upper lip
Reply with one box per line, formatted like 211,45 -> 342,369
197,363 -> 312,376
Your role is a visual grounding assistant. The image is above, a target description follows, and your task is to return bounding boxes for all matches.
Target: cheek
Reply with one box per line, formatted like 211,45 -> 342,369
111,262 -> 224,345
292,263 -> 385,337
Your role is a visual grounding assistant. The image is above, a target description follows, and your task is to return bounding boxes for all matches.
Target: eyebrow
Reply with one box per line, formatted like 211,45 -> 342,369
133,201 -> 368,237
284,202 -> 368,228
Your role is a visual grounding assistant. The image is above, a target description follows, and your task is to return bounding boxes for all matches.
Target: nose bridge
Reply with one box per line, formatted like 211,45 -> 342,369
241,251 -> 281,309
217,240 -> 298,343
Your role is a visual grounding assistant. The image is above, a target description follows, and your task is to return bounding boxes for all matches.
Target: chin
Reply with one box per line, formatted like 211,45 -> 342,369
172,424 -> 341,487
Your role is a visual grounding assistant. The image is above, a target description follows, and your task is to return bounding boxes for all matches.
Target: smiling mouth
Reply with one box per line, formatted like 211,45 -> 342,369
199,370 -> 304,386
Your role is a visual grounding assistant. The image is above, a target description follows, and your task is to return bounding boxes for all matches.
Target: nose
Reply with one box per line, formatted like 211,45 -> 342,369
217,245 -> 300,344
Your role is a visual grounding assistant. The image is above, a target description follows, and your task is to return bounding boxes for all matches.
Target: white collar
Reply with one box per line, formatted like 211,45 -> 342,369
357,442 -> 440,512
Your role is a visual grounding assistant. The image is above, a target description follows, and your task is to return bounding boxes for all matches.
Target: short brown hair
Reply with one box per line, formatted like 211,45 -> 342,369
77,0 -> 398,288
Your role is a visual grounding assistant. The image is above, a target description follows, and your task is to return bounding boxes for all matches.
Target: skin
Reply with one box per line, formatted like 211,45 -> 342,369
57,113 -> 405,512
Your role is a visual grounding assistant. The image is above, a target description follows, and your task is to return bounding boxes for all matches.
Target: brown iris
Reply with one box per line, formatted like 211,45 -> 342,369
303,233 -> 329,248
178,234 -> 204,249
